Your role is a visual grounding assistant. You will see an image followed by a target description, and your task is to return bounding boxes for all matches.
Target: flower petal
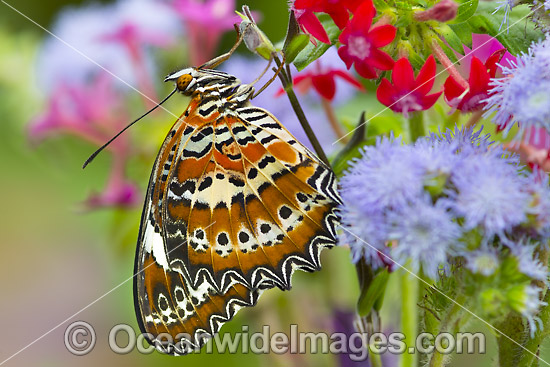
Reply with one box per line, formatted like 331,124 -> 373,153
300,10 -> 331,44
326,6 -> 350,29
418,91 -> 443,110
376,78 -> 395,107
369,25 -> 396,48
443,75 -> 465,107
350,1 -> 375,32
415,55 -> 436,95
355,60 -> 377,79
332,69 -> 365,91
312,73 -> 337,100
468,56 -> 490,94
338,45 -> 354,69
392,57 -> 415,92
368,49 -> 395,71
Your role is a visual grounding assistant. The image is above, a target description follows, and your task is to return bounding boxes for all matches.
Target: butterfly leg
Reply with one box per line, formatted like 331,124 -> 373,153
198,23 -> 252,70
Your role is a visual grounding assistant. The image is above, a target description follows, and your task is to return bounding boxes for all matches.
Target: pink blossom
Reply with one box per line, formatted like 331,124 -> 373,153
455,33 -> 516,77
172,0 -> 243,65
29,73 -> 138,208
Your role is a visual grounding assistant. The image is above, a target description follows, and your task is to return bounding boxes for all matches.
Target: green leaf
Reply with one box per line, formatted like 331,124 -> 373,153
293,14 -> 341,71
331,112 -> 367,174
357,265 -> 390,317
434,24 -> 464,53
283,34 -> 310,64
448,0 -> 479,24
283,10 -> 301,52
463,3 -> 541,55
372,0 -> 390,11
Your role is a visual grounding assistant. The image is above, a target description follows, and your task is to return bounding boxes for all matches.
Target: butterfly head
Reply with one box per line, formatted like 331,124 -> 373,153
165,67 -> 242,96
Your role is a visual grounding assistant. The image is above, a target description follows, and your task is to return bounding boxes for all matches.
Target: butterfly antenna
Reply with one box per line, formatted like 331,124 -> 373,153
82,88 -> 178,169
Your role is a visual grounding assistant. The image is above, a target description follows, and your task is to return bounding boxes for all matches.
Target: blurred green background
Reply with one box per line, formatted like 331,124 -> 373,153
0,0 -> 532,366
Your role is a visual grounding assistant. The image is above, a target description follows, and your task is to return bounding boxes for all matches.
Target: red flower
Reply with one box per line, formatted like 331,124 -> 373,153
443,49 -> 505,112
293,63 -> 365,100
376,56 -> 442,116
291,0 -> 365,44
337,1 -> 396,79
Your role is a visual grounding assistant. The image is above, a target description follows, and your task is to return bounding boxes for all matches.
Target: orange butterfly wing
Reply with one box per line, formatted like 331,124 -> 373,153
134,95 -> 340,354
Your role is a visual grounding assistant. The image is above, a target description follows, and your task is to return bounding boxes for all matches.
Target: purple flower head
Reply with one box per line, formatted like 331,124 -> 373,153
428,125 -> 494,155
510,240 -> 548,281
339,126 -> 550,274
389,197 -> 462,279
341,136 -> 425,213
413,136 -> 461,177
450,152 -> 529,236
339,202 -> 390,269
465,247 -> 500,276
513,285 -> 547,336
485,36 -> 550,147
528,171 -> 550,238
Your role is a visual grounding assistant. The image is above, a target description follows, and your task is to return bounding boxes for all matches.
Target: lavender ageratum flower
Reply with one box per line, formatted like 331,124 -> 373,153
485,37 -> 550,147
339,126 -> 550,274
465,248 -> 500,276
429,125 -> 494,154
339,202 -> 389,268
341,136 -> 425,212
450,152 -> 529,236
510,285 -> 547,336
510,241 -> 549,281
389,197 -> 462,278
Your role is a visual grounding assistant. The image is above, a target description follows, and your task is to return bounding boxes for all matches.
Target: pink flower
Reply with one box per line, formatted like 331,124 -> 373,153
85,155 -> 140,209
444,50 -> 504,112
338,0 -> 396,79
29,73 -> 138,209
172,0 -> 243,65
292,62 -> 364,100
455,33 -> 516,77
377,55 -> 442,116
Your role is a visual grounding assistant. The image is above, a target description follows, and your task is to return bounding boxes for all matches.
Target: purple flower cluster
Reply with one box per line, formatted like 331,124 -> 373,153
485,36 -> 550,147
338,127 -> 550,279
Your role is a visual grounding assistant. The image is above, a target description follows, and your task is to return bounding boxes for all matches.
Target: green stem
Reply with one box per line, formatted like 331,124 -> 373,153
408,111 -> 425,143
274,56 -> 330,167
400,268 -> 418,367
369,350 -> 383,367
427,297 -> 466,367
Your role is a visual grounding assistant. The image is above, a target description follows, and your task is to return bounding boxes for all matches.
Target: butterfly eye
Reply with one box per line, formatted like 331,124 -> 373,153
176,74 -> 193,92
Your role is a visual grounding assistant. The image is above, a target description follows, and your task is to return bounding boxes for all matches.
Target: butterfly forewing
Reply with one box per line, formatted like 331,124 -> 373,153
134,68 -> 340,354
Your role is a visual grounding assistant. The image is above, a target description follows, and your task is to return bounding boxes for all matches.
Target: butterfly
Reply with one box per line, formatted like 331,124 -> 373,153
132,61 -> 341,354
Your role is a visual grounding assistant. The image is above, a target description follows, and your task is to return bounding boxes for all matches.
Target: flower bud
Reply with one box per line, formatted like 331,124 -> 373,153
237,7 -> 276,60
414,0 -> 459,22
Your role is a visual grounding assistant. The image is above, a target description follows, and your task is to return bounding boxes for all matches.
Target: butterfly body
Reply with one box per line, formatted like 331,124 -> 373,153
134,67 -> 340,354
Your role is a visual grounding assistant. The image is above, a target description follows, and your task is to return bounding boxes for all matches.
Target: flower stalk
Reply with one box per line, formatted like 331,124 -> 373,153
274,55 -> 331,166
